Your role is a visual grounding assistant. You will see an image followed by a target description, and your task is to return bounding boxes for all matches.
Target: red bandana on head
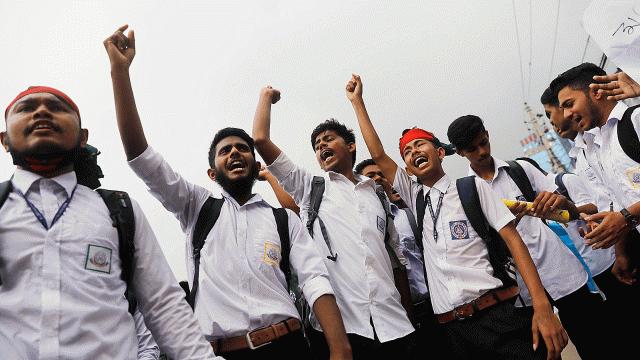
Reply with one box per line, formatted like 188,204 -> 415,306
398,128 -> 436,157
4,86 -> 80,119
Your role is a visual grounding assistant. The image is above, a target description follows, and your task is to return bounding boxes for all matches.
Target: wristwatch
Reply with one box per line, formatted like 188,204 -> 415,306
620,208 -> 639,228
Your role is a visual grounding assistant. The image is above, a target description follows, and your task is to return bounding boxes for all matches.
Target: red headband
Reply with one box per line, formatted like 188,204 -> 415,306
5,86 -> 80,119
398,128 -> 436,157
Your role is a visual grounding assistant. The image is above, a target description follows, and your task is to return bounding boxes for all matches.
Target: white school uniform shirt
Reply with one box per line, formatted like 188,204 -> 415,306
584,102 -> 640,231
267,152 -> 413,343
391,205 -> 429,303
0,169 -> 216,360
570,133 -> 614,212
129,146 -> 333,339
547,172 -> 615,276
468,158 -> 588,306
393,169 -> 514,314
134,308 -> 160,360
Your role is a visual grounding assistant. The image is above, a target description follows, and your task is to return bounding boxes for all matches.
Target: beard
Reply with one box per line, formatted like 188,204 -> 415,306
6,134 -> 83,175
214,160 -> 259,198
584,95 -> 604,130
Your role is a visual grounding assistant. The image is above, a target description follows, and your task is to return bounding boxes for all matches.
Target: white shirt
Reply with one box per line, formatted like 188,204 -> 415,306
129,146 -> 333,339
393,169 -> 513,314
547,173 -> 615,276
267,152 -> 413,343
0,169 -> 216,360
570,133 -> 614,212
134,308 -> 160,360
584,102 -> 640,228
468,158 -> 588,306
391,205 -> 429,303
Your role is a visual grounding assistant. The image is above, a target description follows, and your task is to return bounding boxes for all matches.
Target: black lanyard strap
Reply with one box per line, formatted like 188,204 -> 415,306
426,190 -> 445,242
17,184 -> 77,230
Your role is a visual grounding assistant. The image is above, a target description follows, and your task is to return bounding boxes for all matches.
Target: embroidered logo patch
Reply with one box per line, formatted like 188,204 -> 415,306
377,216 -> 386,233
263,242 -> 281,266
85,245 -> 112,273
449,221 -> 470,240
626,166 -> 640,189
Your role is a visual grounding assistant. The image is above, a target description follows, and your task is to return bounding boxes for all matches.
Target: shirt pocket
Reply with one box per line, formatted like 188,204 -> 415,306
253,229 -> 283,272
64,220 -> 120,278
444,215 -> 488,269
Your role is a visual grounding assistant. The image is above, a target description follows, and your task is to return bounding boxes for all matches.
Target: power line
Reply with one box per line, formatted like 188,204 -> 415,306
548,0 -> 561,81
512,0 -> 526,105
580,35 -> 590,63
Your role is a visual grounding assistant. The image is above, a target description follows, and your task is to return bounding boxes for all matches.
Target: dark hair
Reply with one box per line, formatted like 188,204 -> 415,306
540,87 -> 558,107
354,158 -> 376,175
515,157 -> 548,175
208,127 -> 255,167
446,115 -> 486,151
310,118 -> 356,165
549,62 -> 606,99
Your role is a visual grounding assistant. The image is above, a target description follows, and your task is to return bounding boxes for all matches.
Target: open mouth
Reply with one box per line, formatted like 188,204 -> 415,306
413,155 -> 429,169
228,159 -> 246,172
28,120 -> 59,134
320,149 -> 335,163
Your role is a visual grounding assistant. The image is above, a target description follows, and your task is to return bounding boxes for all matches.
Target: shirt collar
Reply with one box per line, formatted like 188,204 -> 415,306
11,168 -> 77,197
423,174 -> 451,194
568,133 -> 583,158
467,157 -> 508,181
220,189 -> 268,208
326,171 -> 376,188
605,101 -> 628,127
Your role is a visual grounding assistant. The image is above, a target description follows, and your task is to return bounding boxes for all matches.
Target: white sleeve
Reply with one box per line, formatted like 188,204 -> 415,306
267,152 -> 313,206
134,308 -> 160,360
392,166 -> 418,213
287,209 -> 335,308
562,174 -> 595,207
385,220 -> 409,268
130,199 -> 220,359
516,160 -> 558,193
128,146 -> 211,232
475,178 -> 516,231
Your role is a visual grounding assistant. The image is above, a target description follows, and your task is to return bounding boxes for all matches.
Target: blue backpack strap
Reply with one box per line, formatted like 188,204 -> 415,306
188,197 -> 225,310
96,189 -> 137,315
505,160 -> 536,202
554,173 -> 572,202
618,104 -> 640,164
306,176 -> 337,261
456,176 -> 517,287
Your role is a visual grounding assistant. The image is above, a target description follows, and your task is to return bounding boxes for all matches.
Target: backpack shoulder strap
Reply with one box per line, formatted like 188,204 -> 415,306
554,173 -> 572,202
188,196 -> 224,309
374,186 -> 402,269
0,180 -> 12,209
401,207 -> 421,242
415,188 -> 425,252
96,188 -> 137,315
505,160 -> 536,202
306,176 -> 337,261
618,104 -> 640,164
272,207 -> 291,288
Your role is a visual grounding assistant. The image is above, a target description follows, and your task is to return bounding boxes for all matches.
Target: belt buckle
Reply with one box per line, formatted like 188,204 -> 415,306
246,331 -> 271,350
453,307 -> 471,321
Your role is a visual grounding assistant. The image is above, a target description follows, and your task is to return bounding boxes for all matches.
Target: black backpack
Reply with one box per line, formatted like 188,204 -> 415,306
0,180 -> 138,315
306,176 -> 402,269
186,197 -> 296,311
415,177 -> 517,287
554,173 -> 572,202
618,104 -> 640,164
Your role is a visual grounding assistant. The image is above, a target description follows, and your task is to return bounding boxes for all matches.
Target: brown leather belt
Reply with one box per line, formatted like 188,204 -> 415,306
210,318 -> 301,353
436,286 -> 519,324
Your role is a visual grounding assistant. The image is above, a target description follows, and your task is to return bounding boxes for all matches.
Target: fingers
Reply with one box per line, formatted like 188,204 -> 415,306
590,81 -> 618,91
117,24 -> 129,32
128,29 -> 136,50
532,192 -> 553,217
531,325 -> 539,353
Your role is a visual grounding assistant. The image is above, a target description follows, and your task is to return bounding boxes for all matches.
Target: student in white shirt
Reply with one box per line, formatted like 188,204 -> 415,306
252,85 -> 414,359
447,114 -> 610,360
346,74 -> 567,360
0,86 -> 216,359
355,159 -> 453,359
104,26 -> 351,360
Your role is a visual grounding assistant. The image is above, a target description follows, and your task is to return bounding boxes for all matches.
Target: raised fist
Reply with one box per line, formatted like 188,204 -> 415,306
260,86 -> 281,104
104,24 -> 136,70
345,73 -> 363,102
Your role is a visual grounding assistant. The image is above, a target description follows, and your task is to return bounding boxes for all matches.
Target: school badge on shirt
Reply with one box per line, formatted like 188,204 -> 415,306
449,220 -> 470,240
85,244 -> 112,273
263,242 -> 281,266
625,166 -> 640,189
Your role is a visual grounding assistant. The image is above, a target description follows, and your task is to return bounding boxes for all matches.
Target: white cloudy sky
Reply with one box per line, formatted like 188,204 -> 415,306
0,0 -> 608,280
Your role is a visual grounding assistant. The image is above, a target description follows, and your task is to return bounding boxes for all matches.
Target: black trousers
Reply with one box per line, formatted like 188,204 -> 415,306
443,300 -> 546,360
308,327 -> 413,360
410,299 -> 453,359
518,284 -> 609,360
217,330 -> 311,360
593,265 -> 640,358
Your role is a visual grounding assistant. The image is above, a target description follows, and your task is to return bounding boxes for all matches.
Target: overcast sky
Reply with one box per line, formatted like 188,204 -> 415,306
0,0 -> 607,281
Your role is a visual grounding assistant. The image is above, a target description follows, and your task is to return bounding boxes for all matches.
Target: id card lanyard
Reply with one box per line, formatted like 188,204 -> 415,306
425,183 -> 449,242
17,184 -> 78,230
